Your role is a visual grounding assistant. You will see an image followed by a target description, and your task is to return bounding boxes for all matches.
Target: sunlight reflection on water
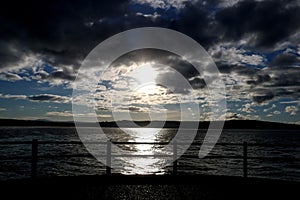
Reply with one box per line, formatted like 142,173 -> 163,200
118,128 -> 168,175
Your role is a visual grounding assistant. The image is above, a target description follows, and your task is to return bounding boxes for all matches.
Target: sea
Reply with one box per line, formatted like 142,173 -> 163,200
0,127 -> 299,181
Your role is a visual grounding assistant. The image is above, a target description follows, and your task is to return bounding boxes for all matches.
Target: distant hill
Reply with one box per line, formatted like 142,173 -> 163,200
0,119 -> 75,127
105,120 -> 300,130
0,119 -> 299,130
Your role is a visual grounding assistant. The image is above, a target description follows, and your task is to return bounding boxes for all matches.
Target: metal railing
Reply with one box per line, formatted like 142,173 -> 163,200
0,140 -> 299,179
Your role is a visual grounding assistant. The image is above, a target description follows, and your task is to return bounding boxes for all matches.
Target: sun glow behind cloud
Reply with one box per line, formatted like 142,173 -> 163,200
95,60 -> 180,121
129,63 -> 159,84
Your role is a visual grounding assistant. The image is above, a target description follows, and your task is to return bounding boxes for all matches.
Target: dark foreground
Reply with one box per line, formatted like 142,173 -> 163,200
1,175 -> 299,200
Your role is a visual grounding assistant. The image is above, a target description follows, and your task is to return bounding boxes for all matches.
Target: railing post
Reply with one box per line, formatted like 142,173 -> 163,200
173,140 -> 177,175
243,142 -> 248,178
106,140 -> 111,175
31,139 -> 38,179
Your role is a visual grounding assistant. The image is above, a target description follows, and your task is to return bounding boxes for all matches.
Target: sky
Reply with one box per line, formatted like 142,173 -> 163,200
0,0 -> 299,124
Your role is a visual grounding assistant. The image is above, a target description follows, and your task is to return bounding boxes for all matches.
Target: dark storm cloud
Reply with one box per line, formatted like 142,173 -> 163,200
0,0 -> 181,77
252,91 -> 274,103
0,41 -> 23,69
0,0 -> 131,70
189,77 -> 206,89
27,94 -> 69,102
215,0 -> 300,49
0,0 -> 300,68
217,64 -> 257,76
218,63 -> 300,103
271,54 -> 299,67
269,66 -> 300,87
158,0 -> 300,50
251,85 -> 300,103
0,0 -> 299,86
168,2 -> 217,48
246,74 -> 271,85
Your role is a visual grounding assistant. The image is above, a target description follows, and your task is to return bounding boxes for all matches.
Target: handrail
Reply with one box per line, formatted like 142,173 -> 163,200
0,140 -> 299,179
0,140 -> 299,147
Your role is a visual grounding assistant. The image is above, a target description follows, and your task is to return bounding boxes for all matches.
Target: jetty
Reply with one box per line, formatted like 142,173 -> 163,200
0,140 -> 299,200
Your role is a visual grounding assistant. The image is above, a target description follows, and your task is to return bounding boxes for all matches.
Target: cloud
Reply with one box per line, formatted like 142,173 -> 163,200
48,70 -> 76,81
240,103 -> 255,113
273,110 -> 281,115
90,47 -> 299,116
0,0 -> 298,81
88,47 -> 299,117
215,0 -> 300,49
0,94 -> 26,100
217,61 -> 300,104
268,66 -> 300,87
263,104 -> 276,112
131,0 -> 193,10
225,111 -> 260,120
217,0 -> 271,9
0,43 -> 43,72
217,0 -> 242,8
46,111 -> 73,117
280,100 -> 300,104
209,46 -> 266,66
252,91 -> 274,103
27,94 -> 70,103
136,12 -> 161,22
0,0 -> 299,123
271,53 -> 299,67
217,0 -> 245,8
0,0 -> 131,73
0,72 -> 23,81
102,49 -> 204,95
285,106 -> 298,116
0,0 -> 299,75
37,67 -> 76,86
0,94 -> 70,103
46,111 -> 113,119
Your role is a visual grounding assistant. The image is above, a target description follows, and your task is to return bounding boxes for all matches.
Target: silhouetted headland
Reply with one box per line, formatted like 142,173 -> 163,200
0,118 -> 299,129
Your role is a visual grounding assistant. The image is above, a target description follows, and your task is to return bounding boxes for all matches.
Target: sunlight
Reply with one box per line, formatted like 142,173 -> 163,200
130,63 -> 159,84
127,62 -> 163,95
